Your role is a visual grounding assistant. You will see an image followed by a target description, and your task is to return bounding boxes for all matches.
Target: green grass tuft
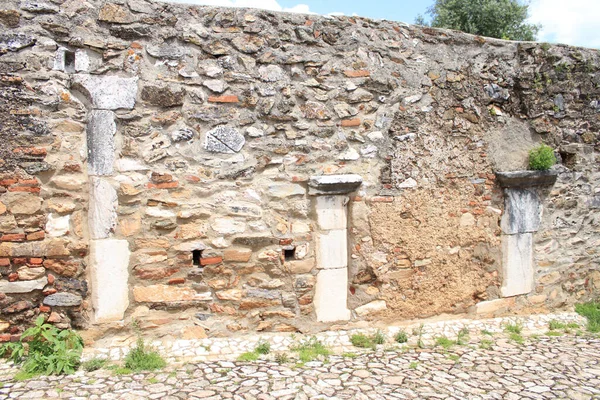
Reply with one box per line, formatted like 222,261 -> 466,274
504,323 -> 523,335
237,352 -> 259,362
394,330 -> 408,344
435,336 -> 455,350
509,332 -> 524,345
292,337 -> 330,363
255,340 -> 271,355
350,333 -> 374,349
576,301 -> 600,332
373,330 -> 386,345
123,338 -> 166,372
82,357 -> 108,372
479,339 -> 493,349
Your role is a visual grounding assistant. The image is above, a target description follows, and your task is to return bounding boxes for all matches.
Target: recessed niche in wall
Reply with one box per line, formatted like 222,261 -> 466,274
283,246 -> 296,261
192,249 -> 203,266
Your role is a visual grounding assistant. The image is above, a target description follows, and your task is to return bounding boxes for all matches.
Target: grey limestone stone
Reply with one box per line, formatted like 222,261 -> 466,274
21,1 -> 59,13
72,74 -> 138,110
87,110 -> 116,176
43,292 -> 83,307
0,33 -> 36,53
146,43 -> 187,59
258,65 -> 286,82
204,126 -> 245,153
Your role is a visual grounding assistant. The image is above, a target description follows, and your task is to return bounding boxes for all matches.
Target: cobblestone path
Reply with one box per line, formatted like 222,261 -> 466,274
1,335 -> 599,399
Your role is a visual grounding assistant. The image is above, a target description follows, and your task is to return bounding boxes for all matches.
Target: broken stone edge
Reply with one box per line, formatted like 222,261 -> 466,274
308,174 -> 363,195
495,170 -> 558,188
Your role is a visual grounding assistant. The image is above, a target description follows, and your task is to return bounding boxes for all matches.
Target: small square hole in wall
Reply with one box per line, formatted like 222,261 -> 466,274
192,249 -> 203,266
64,50 -> 76,73
283,247 -> 296,261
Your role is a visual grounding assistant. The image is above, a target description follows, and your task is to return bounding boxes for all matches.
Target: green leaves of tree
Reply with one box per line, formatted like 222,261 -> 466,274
416,0 -> 541,41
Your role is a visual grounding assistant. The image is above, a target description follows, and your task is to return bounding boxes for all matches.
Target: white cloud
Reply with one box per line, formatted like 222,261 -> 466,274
529,0 -> 600,49
163,0 -> 314,14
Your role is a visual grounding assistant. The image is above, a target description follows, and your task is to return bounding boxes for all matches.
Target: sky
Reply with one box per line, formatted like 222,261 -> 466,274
163,0 -> 600,49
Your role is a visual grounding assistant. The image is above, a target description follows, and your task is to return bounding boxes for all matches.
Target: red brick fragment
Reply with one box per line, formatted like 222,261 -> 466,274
208,95 -> 239,103
0,258 -> 10,267
1,233 -> 25,242
343,70 -> 370,78
39,305 -> 51,313
369,196 -> 394,203
13,147 -> 47,157
47,274 -> 55,284
7,186 -> 41,193
341,118 -> 361,127
168,278 -> 186,285
27,231 -> 45,241
0,334 -> 10,342
0,179 -> 17,186
8,272 -> 18,281
29,257 -> 44,265
147,181 -> 178,189
200,256 -> 223,266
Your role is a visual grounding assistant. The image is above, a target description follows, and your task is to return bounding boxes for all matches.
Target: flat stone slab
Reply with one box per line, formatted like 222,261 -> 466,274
316,229 -> 348,269
314,268 -> 350,322
501,233 -> 534,297
308,174 -> 363,195
496,170 -> 558,188
0,277 -> 47,293
72,74 -> 138,110
90,239 -> 130,323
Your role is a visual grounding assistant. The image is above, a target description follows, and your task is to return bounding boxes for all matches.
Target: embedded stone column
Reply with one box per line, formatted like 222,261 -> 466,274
74,74 -> 138,323
497,171 -> 557,297
309,175 -> 362,322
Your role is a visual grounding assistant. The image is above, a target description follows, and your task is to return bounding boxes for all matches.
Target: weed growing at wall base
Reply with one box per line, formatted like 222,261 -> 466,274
123,338 -> 166,372
575,301 -> 600,332
0,316 -> 83,378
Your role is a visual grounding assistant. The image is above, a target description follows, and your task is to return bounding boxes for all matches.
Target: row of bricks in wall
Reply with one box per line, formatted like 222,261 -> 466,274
0,231 -> 45,242
0,178 -> 41,194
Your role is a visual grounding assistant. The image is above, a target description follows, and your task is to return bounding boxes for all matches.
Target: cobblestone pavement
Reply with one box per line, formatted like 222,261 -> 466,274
1,335 -> 600,399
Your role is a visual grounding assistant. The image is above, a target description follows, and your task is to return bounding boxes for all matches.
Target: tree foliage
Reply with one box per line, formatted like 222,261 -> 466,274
415,0 -> 540,41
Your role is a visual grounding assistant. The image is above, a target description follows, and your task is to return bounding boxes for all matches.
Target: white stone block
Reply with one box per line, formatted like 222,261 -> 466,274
316,229 -> 347,269
314,268 -> 351,322
501,188 -> 542,234
90,239 -> 130,323
89,177 -> 117,239
46,213 -> 70,237
501,233 -> 534,297
72,74 -> 138,110
315,195 -> 347,230
355,300 -> 387,317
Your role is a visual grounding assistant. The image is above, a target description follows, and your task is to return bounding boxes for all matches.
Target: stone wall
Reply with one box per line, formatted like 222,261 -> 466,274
0,0 -> 598,342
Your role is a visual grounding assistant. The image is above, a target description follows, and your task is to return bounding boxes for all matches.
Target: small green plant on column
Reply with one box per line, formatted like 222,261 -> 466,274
528,144 -> 556,171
